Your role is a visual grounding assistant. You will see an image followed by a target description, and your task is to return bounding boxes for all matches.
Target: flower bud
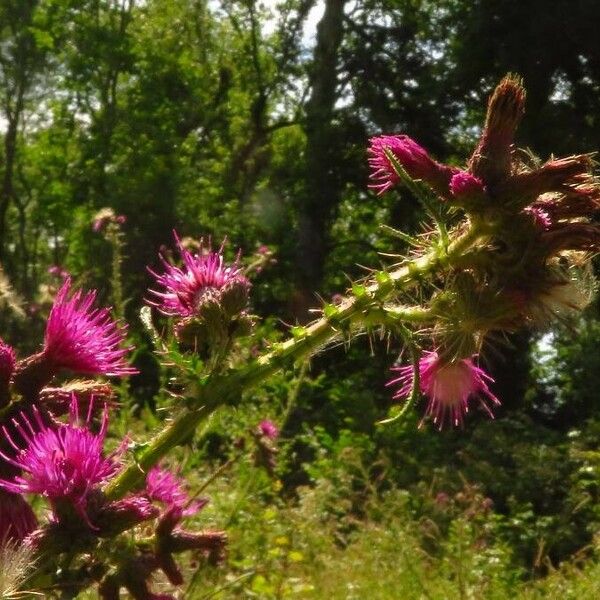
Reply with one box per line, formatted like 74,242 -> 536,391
368,135 -> 455,196
469,74 -> 526,186
0,490 -> 37,543
95,496 -> 159,537
449,171 -> 487,209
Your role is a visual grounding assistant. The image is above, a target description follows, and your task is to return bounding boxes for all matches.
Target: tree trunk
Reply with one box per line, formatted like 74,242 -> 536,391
294,0 -> 345,317
0,86 -> 24,260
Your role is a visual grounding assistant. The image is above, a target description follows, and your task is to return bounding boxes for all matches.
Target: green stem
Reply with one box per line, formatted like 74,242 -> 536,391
104,223 -> 480,501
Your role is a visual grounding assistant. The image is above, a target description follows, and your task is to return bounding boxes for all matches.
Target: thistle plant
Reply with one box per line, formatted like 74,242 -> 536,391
0,74 -> 599,596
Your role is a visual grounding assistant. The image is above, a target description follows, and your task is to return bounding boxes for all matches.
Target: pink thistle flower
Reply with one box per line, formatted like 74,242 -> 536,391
0,396 -> 121,527
449,171 -> 486,200
387,350 -> 500,429
43,278 -> 136,377
0,490 -> 37,543
258,419 -> 279,440
148,232 -> 250,318
368,135 -> 454,196
146,465 -> 206,516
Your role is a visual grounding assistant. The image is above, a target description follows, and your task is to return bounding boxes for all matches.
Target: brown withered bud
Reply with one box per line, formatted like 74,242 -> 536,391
469,74 -> 526,187
169,530 -> 228,565
40,380 -> 116,416
156,507 -> 227,577
541,223 -> 600,255
531,177 -> 600,221
498,155 -> 595,208
121,552 -> 175,600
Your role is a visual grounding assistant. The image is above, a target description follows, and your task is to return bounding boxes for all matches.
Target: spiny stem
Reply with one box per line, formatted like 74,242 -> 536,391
104,224 -> 481,501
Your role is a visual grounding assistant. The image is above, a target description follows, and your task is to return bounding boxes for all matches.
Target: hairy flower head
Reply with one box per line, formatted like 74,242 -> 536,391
388,351 -> 500,429
148,232 -> 250,318
43,279 -> 136,377
368,135 -> 454,196
450,171 -> 486,201
146,465 -> 205,516
0,396 -> 121,526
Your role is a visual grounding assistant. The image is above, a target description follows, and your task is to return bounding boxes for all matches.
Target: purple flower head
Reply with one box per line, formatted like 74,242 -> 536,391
44,278 -> 136,377
368,135 -> 454,196
387,350 -> 500,429
148,231 -> 250,318
0,490 -> 37,543
146,465 -> 205,516
0,396 -> 121,526
0,338 -> 16,385
449,171 -> 486,200
258,419 -> 279,440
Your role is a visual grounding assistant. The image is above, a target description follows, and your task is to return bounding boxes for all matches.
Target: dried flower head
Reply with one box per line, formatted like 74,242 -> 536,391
388,351 -> 500,429
368,135 -> 454,196
43,279 -> 136,377
148,232 -> 250,318
0,396 -> 121,526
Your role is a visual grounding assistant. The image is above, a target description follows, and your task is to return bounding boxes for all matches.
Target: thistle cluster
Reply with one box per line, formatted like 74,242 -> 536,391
0,268 -> 227,597
368,74 -> 600,428
0,279 -> 136,553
